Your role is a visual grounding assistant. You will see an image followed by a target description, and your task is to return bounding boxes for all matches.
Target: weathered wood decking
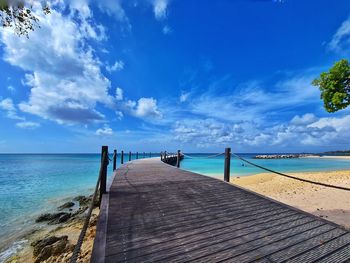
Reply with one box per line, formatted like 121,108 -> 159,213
92,158 -> 350,263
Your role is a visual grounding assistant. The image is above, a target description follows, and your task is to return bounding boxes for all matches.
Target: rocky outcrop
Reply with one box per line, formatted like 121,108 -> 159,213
29,195 -> 99,262
254,154 -> 315,159
58,202 -> 75,210
31,235 -> 73,263
35,212 -> 71,224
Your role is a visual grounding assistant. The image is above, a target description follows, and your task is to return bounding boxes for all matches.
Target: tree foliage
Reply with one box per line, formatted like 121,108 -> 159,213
0,0 -> 50,37
313,59 -> 350,113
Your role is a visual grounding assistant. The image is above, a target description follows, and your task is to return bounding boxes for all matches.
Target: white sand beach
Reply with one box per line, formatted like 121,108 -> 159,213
231,169 -> 350,229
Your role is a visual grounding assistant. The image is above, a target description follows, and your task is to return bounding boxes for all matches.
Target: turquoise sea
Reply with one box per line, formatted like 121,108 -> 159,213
1,153 -> 350,261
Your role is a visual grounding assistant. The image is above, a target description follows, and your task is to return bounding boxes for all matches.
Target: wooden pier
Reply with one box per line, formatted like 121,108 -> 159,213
91,158 -> 350,263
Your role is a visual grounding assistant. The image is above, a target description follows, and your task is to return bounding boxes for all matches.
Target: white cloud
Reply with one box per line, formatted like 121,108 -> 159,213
16,121 -> 40,129
172,113 -> 350,150
97,0 -> 131,31
153,0 -> 168,20
180,91 -> 190,102
96,125 -> 113,136
7,85 -> 15,93
290,113 -> 317,126
0,5 -> 114,125
115,87 -> 123,100
115,111 -> 123,120
126,97 -> 162,118
0,98 -> 24,120
329,16 -> 350,52
106,60 -> 124,72
189,75 -> 319,123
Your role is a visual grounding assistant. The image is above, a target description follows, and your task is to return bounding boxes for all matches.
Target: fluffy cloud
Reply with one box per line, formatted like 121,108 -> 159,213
96,125 -> 113,136
126,97 -> 162,118
96,0 -> 131,31
172,113 -> 350,150
0,98 -> 24,120
174,119 -> 236,146
115,111 -> 123,120
106,60 -> 124,73
115,87 -> 124,101
290,113 -> 317,126
329,16 -> 350,52
16,121 -> 41,129
153,0 -> 168,20
179,91 -> 190,102
0,4 -> 113,125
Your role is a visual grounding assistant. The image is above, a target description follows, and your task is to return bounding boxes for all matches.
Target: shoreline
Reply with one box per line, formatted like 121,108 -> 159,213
230,169 -> 350,229
1,195 -> 98,263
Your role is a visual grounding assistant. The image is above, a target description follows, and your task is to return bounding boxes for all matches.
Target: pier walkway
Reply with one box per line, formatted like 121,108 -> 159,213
91,158 -> 350,263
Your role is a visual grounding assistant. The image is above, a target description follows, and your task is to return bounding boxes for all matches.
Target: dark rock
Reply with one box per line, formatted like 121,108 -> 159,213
31,236 -> 67,257
58,213 -> 71,223
35,213 -> 53,223
36,212 -> 71,224
58,202 -> 74,210
34,236 -> 69,263
73,195 -> 91,206
72,206 -> 88,217
48,213 -> 71,225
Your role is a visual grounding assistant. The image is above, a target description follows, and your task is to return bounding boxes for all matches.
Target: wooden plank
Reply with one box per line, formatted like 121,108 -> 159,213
266,228 -> 346,262
91,158 -> 350,263
287,233 -> 350,263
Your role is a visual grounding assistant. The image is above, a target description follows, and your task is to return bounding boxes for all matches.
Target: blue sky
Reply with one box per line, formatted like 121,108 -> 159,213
1,0 -> 350,153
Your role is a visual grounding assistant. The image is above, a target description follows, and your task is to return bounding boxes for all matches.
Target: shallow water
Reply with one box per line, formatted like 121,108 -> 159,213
180,153 -> 350,179
0,153 -> 148,257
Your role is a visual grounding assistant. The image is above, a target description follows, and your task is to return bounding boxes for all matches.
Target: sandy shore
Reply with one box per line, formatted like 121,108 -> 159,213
231,170 -> 350,229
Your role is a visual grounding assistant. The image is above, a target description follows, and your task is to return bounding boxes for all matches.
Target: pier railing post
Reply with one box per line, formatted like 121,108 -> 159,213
121,150 -> 124,164
177,150 -> 181,168
224,147 -> 231,182
100,146 -> 108,200
129,151 -> 131,161
113,149 -> 117,171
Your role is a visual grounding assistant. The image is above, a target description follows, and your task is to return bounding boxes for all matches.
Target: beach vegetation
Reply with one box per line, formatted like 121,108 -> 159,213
313,59 -> 350,112
0,0 -> 50,37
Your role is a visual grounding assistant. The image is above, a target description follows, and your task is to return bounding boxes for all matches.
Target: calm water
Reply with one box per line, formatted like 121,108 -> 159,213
181,153 -> 350,179
1,153 -> 350,260
0,153 -> 150,260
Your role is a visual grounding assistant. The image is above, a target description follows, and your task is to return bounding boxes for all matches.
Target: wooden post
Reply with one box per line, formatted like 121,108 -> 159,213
113,149 -> 117,170
100,146 -> 108,198
224,147 -> 231,182
121,150 -> 124,164
129,151 -> 131,161
136,152 -> 138,159
176,150 -> 181,168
